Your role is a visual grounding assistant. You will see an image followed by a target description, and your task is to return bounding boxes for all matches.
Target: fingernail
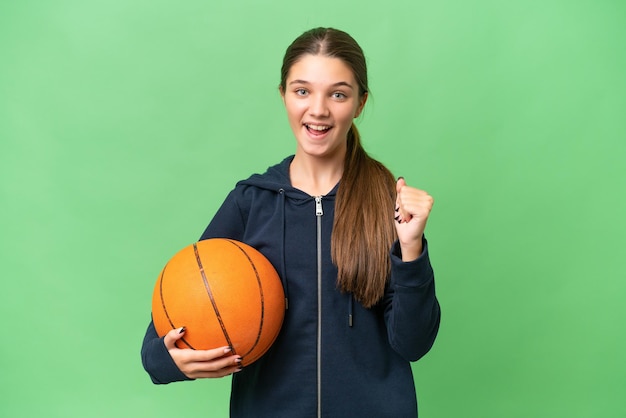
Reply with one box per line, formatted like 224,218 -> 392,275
235,367 -> 243,372
235,357 -> 243,364
223,347 -> 232,354
394,215 -> 401,221
397,176 -> 404,181
178,326 -> 186,334
395,205 -> 400,211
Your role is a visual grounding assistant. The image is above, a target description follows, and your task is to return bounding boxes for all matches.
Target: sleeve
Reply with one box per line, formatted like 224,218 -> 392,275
383,236 -> 441,362
140,188 -> 248,384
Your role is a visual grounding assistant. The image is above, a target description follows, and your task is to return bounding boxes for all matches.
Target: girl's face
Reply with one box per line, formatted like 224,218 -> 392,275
281,54 -> 367,161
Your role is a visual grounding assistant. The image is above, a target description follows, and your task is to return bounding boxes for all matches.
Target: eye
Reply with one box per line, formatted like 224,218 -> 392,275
332,92 -> 347,100
295,88 -> 308,96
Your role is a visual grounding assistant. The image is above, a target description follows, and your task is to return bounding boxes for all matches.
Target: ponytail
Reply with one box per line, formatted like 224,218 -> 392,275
332,124 -> 397,308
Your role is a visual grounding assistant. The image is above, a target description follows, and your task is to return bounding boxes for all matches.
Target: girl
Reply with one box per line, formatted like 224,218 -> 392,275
142,27 -> 440,418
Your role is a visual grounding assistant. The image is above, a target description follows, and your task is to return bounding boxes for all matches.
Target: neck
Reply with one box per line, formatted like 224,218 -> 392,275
290,152 -> 344,196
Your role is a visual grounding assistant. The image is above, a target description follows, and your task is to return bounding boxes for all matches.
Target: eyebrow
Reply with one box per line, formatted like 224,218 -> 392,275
288,80 -> 355,89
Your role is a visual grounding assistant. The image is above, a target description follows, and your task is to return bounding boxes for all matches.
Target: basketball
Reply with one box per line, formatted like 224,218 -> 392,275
151,238 -> 285,366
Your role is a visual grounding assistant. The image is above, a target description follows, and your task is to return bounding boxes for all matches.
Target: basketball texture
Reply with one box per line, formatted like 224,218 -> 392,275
152,238 -> 285,366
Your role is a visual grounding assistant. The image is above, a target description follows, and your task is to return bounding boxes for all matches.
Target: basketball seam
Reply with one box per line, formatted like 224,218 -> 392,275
225,239 -> 265,360
194,242 -> 236,354
159,263 -> 195,349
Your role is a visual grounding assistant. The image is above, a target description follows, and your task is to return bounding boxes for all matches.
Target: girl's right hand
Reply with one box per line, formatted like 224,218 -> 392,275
164,327 -> 242,379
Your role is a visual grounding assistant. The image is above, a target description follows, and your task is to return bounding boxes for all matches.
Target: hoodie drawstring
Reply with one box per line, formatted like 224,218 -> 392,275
348,294 -> 354,327
278,188 -> 289,310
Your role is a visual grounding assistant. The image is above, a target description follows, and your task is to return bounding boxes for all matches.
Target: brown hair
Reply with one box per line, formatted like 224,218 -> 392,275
280,28 -> 397,308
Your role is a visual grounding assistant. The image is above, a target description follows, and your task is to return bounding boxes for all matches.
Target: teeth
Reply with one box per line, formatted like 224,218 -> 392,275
306,124 -> 331,131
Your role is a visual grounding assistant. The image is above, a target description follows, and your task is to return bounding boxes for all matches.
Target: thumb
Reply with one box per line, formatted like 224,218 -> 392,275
395,177 -> 412,224
396,176 -> 406,195
164,326 -> 186,350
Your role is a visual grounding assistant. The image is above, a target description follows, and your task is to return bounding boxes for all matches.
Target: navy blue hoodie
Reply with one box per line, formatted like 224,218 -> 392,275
141,155 -> 441,417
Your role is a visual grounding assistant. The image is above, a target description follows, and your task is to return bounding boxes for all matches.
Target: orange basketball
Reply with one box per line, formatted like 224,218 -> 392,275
152,238 -> 285,366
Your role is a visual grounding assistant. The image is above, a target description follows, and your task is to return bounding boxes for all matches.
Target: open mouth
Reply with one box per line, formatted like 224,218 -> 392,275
305,123 -> 332,136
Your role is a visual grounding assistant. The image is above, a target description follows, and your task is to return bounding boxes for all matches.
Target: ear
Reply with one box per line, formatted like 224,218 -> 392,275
278,85 -> 286,103
354,91 -> 368,118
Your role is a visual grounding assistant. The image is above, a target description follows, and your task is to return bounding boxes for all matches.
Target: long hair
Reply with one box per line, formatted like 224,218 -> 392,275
280,28 -> 397,308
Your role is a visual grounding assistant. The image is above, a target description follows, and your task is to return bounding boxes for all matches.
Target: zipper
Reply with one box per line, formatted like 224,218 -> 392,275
315,195 -> 323,418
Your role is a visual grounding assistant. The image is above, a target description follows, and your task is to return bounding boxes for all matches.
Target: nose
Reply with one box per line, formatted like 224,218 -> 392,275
308,94 -> 329,118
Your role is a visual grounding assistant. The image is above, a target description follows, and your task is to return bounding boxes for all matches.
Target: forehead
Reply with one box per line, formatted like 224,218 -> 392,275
286,54 -> 356,86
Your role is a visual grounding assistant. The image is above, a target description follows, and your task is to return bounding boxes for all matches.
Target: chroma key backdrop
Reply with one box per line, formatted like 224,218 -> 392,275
1,0 -> 624,417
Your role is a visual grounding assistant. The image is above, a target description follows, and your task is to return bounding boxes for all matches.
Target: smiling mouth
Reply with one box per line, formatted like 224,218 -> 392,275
304,124 -> 332,135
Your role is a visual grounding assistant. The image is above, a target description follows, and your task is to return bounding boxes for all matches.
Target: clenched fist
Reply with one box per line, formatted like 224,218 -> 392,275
394,177 -> 434,261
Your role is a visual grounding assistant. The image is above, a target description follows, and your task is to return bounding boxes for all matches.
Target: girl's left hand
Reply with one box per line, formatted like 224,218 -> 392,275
394,177 -> 434,261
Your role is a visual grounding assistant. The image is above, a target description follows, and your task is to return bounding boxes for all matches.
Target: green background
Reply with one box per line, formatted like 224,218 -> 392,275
1,0 -> 624,417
